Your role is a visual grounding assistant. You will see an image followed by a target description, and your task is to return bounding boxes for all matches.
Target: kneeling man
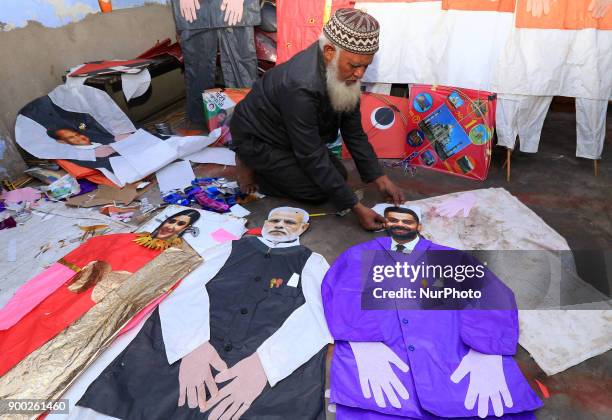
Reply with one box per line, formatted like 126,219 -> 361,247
230,8 -> 404,231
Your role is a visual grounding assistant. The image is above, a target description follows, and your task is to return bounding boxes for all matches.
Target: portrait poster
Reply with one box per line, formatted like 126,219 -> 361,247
203,88 -> 250,146
137,205 -> 248,255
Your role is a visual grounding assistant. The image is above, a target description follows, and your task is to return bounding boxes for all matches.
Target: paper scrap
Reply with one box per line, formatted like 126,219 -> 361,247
0,217 -> 17,230
287,273 -> 300,288
136,182 -> 150,189
7,239 -> 17,262
31,210 -> 55,222
211,228 -> 240,244
155,160 -> 195,194
0,187 -> 42,204
184,147 -> 236,166
122,68 -> 151,101
65,64 -> 87,86
229,204 -> 250,218
100,205 -> 139,222
110,129 -> 179,184
165,135 -> 218,158
41,174 -> 80,200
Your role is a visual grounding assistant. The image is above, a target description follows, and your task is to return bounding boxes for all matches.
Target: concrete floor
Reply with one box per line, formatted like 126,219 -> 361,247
148,101 -> 612,419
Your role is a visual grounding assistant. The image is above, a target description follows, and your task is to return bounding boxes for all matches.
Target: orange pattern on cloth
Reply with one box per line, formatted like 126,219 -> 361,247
355,1 -> 440,3
442,0 -> 516,12
277,0 -> 355,64
515,0 -> 612,29
0,234 -> 161,376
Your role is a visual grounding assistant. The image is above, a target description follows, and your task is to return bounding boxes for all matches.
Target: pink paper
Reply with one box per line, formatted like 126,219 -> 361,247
0,187 -> 42,204
435,192 -> 477,218
211,228 -> 239,243
0,263 -> 76,330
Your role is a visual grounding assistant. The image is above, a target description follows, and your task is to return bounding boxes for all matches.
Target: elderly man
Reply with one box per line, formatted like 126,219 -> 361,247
74,206 -> 333,420
230,8 -> 404,231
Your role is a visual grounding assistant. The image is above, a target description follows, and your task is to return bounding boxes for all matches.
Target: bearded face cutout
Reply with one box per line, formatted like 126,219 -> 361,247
261,207 -> 310,243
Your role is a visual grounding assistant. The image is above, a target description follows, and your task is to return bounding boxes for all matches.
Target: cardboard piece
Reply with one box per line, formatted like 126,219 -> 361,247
65,185 -> 137,208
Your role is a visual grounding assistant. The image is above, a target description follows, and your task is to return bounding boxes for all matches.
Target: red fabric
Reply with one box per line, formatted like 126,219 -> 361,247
68,59 -> 152,77
342,93 -> 410,159
276,0 -> 355,64
0,234 -> 161,376
137,38 -> 183,63
246,227 -> 263,236
534,379 -> 550,399
56,160 -> 118,187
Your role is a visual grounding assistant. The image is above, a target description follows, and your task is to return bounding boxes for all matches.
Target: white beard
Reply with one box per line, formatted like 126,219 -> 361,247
326,53 -> 362,113
261,226 -> 299,244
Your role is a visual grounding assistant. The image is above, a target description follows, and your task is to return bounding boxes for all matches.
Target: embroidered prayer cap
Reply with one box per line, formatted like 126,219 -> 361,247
323,8 -> 380,55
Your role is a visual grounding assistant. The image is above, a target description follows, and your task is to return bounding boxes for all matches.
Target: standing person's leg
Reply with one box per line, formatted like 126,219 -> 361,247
179,29 -> 218,125
218,26 -> 258,88
575,97 -> 608,160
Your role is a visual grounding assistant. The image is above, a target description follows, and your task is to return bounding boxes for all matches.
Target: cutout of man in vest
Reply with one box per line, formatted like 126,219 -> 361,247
76,207 -> 333,420
322,205 -> 542,419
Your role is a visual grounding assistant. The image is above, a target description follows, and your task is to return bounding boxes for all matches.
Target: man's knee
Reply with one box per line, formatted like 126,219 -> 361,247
330,153 -> 348,181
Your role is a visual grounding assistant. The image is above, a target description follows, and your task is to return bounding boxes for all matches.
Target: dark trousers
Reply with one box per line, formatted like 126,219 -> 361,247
234,137 -> 348,203
179,27 -> 257,124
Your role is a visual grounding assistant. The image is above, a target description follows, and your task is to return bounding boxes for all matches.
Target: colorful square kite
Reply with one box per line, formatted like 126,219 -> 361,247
403,84 -> 496,180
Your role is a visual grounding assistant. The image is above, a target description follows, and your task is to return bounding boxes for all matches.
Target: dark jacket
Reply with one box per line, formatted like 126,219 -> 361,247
230,42 -> 383,210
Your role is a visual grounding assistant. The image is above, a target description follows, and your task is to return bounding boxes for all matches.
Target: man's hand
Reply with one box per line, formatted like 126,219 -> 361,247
353,202 -> 387,231
180,0 -> 200,23
525,0 -> 557,18
350,341 -> 410,408
205,353 -> 268,419
235,155 -> 257,194
221,0 -> 244,26
373,176 -> 404,205
589,0 -> 612,18
94,145 -> 115,158
178,342 -> 228,412
450,348 -> 513,418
